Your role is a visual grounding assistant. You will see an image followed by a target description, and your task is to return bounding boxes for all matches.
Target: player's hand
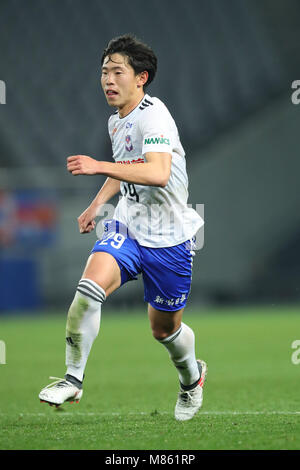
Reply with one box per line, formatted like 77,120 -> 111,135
77,205 -> 98,234
67,155 -> 100,175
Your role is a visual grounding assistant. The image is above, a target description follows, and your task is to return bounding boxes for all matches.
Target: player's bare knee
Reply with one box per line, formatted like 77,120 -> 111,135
82,252 -> 121,297
151,328 -> 172,341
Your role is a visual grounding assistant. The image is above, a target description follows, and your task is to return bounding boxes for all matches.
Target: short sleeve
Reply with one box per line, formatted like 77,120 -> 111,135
139,104 -> 172,155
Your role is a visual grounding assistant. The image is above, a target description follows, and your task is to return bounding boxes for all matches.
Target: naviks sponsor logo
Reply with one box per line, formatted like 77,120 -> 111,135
144,134 -> 170,145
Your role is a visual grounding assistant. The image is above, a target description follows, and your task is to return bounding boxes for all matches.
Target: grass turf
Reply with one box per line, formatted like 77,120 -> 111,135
0,305 -> 299,450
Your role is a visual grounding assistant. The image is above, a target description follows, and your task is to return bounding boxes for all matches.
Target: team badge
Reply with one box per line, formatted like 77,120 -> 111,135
125,135 -> 133,152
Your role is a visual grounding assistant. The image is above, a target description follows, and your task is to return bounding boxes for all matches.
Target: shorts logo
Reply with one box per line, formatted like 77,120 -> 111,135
125,135 -> 133,152
144,135 -> 170,145
154,294 -> 187,307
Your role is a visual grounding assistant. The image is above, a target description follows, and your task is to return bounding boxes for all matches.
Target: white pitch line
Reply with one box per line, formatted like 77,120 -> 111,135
1,411 -> 300,417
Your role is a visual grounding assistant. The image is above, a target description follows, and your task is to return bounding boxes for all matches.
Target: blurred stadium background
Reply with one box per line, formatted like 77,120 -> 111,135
0,0 -> 299,313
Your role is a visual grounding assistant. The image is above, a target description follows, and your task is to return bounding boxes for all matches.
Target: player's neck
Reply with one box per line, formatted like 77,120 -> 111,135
118,91 -> 145,118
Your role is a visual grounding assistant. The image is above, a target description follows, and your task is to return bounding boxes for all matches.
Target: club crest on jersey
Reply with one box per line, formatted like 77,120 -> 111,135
125,135 -> 133,152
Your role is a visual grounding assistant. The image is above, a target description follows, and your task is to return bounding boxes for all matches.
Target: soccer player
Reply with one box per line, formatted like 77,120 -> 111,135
39,34 -> 207,421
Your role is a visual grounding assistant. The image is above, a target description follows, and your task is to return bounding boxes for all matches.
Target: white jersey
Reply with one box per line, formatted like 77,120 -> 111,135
108,93 -> 203,247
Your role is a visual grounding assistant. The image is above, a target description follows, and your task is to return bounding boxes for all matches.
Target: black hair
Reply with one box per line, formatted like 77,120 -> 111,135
101,34 -> 157,88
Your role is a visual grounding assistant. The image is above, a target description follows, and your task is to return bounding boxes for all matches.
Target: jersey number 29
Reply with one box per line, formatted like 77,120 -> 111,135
123,183 -> 139,202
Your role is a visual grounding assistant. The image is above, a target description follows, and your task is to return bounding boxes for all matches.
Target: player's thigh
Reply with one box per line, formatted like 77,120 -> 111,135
148,304 -> 184,340
82,251 -> 121,297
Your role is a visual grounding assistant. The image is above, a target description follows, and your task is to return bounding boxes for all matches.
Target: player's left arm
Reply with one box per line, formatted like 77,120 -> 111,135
67,152 -> 171,187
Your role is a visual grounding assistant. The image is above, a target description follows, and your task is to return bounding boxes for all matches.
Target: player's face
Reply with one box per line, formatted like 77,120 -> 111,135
101,53 -> 145,113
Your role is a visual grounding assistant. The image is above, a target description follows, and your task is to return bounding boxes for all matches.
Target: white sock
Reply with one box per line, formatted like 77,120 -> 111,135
65,278 -> 106,382
158,322 -> 200,387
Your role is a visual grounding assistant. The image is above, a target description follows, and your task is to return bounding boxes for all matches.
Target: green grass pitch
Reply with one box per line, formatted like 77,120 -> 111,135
0,305 -> 299,450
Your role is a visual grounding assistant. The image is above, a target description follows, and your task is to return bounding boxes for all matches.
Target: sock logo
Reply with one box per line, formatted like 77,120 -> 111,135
66,336 -> 74,346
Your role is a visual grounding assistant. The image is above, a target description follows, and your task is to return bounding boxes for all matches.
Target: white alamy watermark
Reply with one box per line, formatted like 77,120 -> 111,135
94,202 -> 205,250
291,80 -> 300,105
0,80 -> 6,104
0,340 -> 6,364
291,340 -> 300,365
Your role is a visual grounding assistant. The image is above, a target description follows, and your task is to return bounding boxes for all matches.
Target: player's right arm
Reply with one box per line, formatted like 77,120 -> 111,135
77,177 -> 120,234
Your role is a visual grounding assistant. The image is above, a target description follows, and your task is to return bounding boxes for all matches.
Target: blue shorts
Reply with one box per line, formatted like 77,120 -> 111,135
91,220 -> 195,312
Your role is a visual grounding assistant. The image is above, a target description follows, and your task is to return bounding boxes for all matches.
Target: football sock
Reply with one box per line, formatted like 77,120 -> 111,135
158,322 -> 200,387
65,278 -> 106,382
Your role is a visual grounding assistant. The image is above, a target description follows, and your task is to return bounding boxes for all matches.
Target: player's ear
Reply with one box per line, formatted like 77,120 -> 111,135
137,70 -> 148,88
